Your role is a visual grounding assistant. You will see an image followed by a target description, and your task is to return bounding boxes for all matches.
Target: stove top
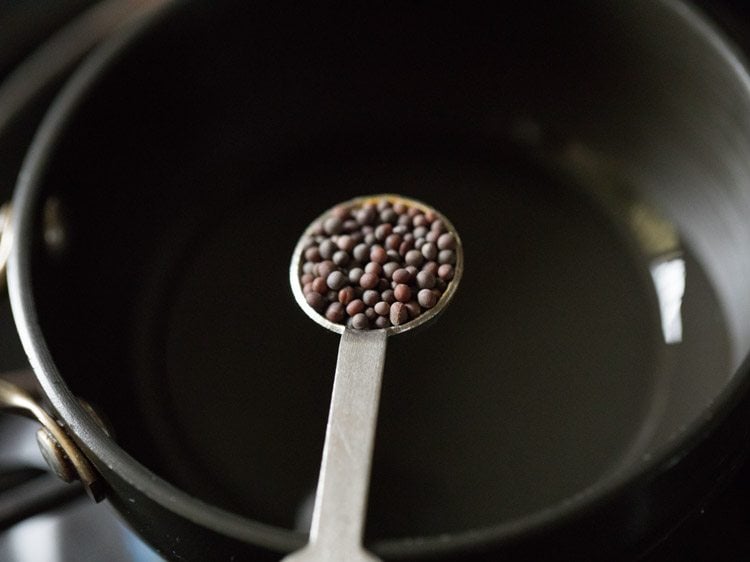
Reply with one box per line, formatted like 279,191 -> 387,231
1,2 -> 749,561
0,419 -> 161,562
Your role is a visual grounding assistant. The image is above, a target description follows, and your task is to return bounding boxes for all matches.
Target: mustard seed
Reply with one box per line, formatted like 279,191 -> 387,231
383,262 -> 400,279
305,246 -> 321,262
422,261 -> 439,276
338,286 -> 355,304
405,301 -> 421,319
394,284 -> 412,303
374,301 -> 390,316
359,272 -> 379,289
346,299 -> 365,316
390,302 -> 408,325
365,262 -> 382,276
312,277 -> 328,295
363,290 -> 380,306
351,313 -> 369,330
438,264 -> 454,281
317,260 -> 336,279
437,232 -> 456,250
370,245 -> 387,264
356,206 -> 376,225
327,271 -> 347,290
385,234 -> 402,251
323,217 -> 343,235
306,291 -> 325,311
375,223 -> 392,241
386,249 -> 401,262
333,250 -> 350,266
380,209 -> 398,224
421,242 -> 438,261
392,268 -> 410,284
319,240 -> 337,260
335,235 -> 351,252
348,267 -> 364,284
381,289 -> 395,303
416,270 -> 436,289
326,302 -> 345,322
418,289 -> 437,309
399,239 -> 414,255
438,249 -> 456,265
405,249 -> 423,267
353,243 -> 369,262
375,316 -> 390,329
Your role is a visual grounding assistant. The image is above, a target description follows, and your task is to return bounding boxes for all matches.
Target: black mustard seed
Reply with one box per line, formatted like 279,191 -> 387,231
298,197 -> 458,329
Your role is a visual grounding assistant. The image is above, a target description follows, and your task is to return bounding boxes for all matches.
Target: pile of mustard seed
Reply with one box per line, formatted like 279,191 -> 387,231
298,197 -> 456,330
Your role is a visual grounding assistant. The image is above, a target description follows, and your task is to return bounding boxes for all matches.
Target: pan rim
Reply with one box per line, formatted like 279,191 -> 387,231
7,0 -> 750,557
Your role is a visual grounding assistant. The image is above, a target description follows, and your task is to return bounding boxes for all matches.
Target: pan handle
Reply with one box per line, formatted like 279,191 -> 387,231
0,204 -> 104,502
0,375 -> 105,502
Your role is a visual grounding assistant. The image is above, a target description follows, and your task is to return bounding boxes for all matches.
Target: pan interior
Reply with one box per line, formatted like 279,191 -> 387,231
30,139 -> 729,540
23,0 -> 743,546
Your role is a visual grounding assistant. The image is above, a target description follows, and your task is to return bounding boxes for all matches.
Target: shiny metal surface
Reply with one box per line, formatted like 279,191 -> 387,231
284,330 -> 386,562
35,427 -> 77,484
287,196 -> 463,561
0,378 -> 103,502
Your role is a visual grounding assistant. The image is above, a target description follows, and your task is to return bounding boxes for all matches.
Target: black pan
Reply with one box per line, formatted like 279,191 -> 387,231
6,0 -> 750,560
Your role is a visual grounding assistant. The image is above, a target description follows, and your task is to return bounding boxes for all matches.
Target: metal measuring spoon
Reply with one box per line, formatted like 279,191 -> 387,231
285,194 -> 463,562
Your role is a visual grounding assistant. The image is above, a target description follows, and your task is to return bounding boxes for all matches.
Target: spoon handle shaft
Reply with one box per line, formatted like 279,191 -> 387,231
285,328 -> 386,562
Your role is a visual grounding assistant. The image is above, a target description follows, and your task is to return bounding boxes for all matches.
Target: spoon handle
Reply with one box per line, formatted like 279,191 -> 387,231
284,328 -> 386,562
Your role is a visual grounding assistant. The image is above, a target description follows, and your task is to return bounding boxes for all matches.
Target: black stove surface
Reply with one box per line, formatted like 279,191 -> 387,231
1,2 -> 749,561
